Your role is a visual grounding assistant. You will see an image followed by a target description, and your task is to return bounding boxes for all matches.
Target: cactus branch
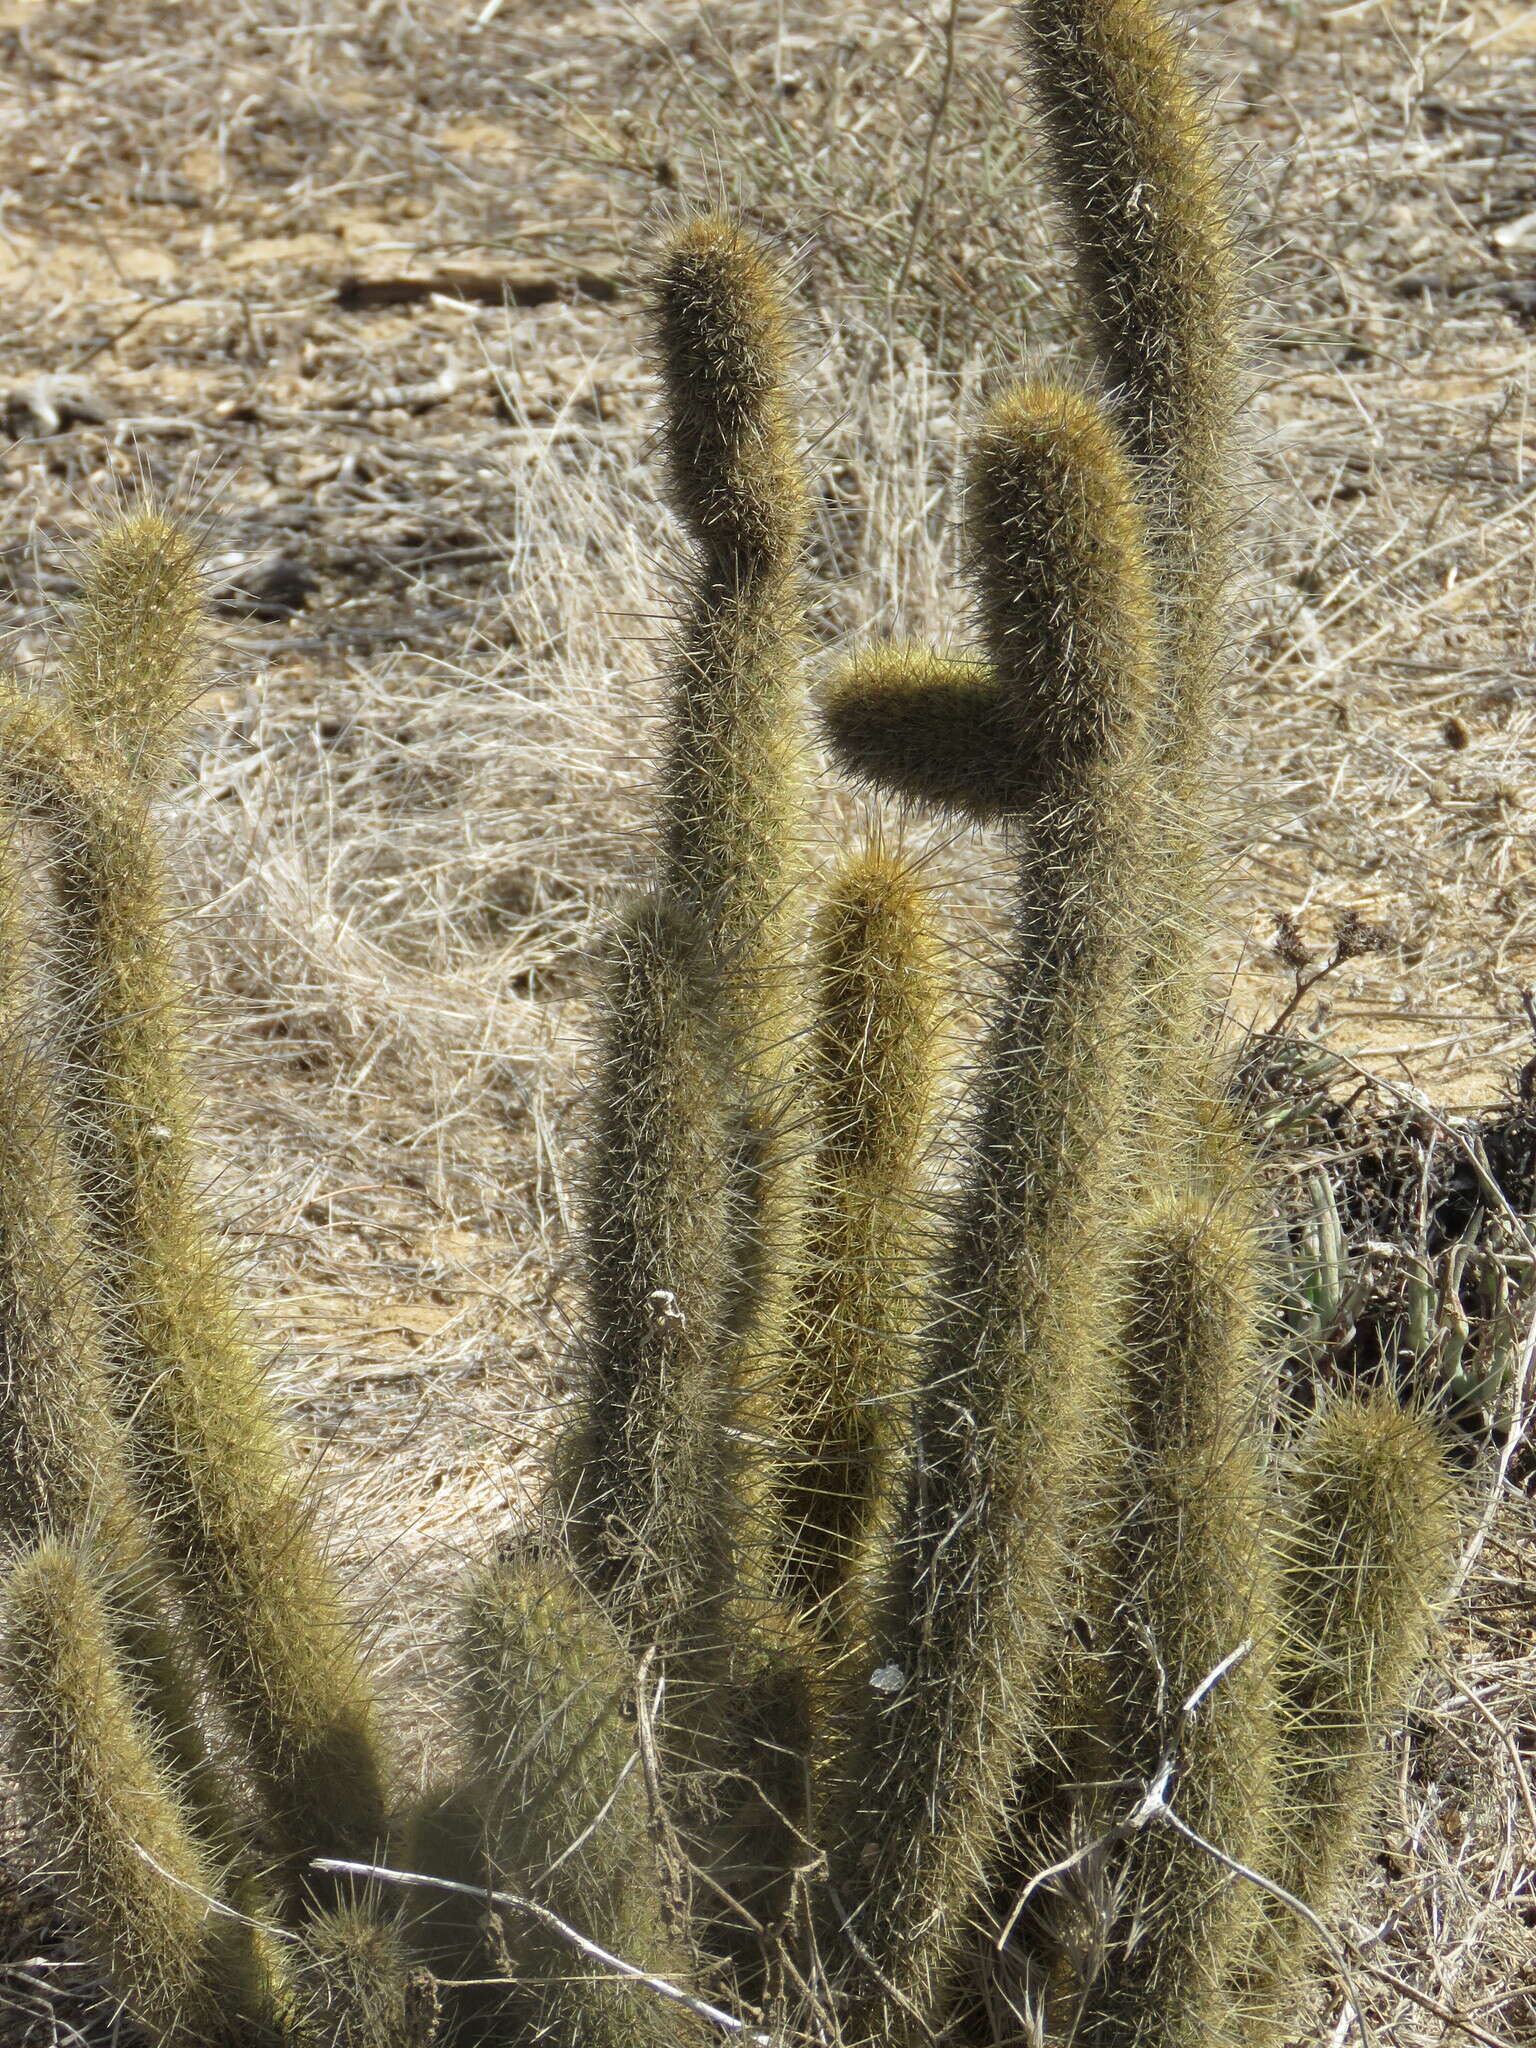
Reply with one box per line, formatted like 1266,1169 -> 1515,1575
0,692 -> 389,1873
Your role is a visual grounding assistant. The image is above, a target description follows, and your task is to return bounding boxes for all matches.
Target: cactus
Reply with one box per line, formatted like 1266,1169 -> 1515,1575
455,1545 -> 704,2047
1070,1198 -> 1282,2048
773,845 -> 942,1631
1250,1398 -> 1459,2029
652,217 -> 811,1357
0,684 -> 391,1878
0,9 -> 1467,2048
559,891 -> 742,1657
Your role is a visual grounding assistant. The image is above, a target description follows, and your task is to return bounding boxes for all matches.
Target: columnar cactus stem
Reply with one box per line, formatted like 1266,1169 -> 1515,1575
0,1541 -> 285,2048
774,846 -> 941,1633
1020,0 -> 1240,1104
1249,1398 -> 1457,2029
824,384 -> 1158,2040
0,691 -> 390,1875
1072,1199 -> 1281,2048
0,831 -> 236,1842
651,216 -> 810,1361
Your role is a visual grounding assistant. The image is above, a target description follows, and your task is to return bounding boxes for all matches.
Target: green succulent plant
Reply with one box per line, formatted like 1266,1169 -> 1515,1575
0,8 -> 1464,2048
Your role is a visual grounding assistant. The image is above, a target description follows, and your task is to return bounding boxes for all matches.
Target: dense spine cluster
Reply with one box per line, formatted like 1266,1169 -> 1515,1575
0,9 -> 1464,2048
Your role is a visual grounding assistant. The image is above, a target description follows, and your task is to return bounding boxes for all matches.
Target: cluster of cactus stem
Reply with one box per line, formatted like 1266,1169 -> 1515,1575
0,6 -> 1463,2047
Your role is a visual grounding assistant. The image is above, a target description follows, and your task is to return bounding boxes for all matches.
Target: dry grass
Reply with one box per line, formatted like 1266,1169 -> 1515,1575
0,0 -> 1532,2041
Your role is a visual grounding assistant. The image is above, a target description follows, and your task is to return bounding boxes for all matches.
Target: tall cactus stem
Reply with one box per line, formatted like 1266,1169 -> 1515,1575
652,214 -> 811,1380
829,384 -> 1158,2040
0,825 -> 238,1844
1020,0 -> 1241,1112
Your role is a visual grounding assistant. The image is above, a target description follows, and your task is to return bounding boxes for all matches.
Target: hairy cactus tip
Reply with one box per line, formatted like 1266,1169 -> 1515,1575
63,508 -> 204,785
823,382 -> 1156,820
653,214 -> 806,582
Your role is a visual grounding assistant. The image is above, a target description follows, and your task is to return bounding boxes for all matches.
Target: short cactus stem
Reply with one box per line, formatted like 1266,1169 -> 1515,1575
62,510 -> 204,786
0,1541 -> 285,2048
457,1546 -> 706,2048
1248,1397 -> 1458,2027
1071,1198 -> 1281,2048
773,845 -> 942,1633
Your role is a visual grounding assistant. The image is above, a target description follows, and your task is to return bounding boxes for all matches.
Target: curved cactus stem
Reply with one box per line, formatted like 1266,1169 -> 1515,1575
821,648 -> 1034,819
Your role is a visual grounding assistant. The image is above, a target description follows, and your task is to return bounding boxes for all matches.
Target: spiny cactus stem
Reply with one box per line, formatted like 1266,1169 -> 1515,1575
62,510 -> 204,785
0,829 -> 237,1847
774,846 -> 941,1632
0,693 -> 390,1873
562,892 -> 741,1655
651,217 -> 812,1389
1070,1200 -> 1281,2048
1021,0 -> 1241,1112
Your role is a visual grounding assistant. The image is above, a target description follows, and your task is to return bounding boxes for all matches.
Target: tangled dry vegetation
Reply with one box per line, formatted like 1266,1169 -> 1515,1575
0,1 -> 1533,2041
